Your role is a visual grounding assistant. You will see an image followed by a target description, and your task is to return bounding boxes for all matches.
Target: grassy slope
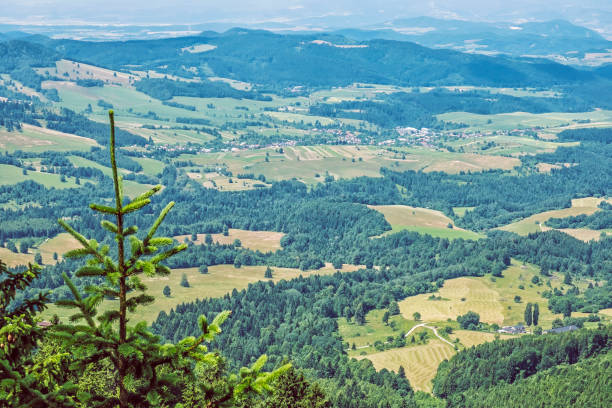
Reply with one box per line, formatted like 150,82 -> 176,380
398,261 -> 597,328
0,164 -> 83,189
174,229 -> 284,253
369,204 -> 484,240
498,197 -> 612,240
43,263 -> 355,324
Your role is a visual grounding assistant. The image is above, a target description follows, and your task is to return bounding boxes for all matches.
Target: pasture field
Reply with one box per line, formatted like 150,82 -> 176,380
37,233 -> 81,264
448,329 -> 504,348
0,233 -> 81,267
356,340 -> 456,392
437,109 -> 612,133
174,229 -> 285,253
187,171 -> 272,191
444,135 -> 578,157
498,196 -> 612,240
132,157 -> 165,176
452,206 -> 475,217
0,164 -> 84,189
339,309 -> 417,354
369,205 -> 484,240
180,144 -> 521,188
42,263 -> 350,324
0,124 -> 98,152
398,261 -> 590,329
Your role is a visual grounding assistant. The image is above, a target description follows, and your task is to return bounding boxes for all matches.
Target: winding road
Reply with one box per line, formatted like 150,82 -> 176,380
349,322 -> 455,351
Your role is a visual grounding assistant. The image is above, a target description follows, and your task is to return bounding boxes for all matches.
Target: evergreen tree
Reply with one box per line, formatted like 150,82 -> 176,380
0,261 -> 76,406
564,273 -> 573,285
413,312 -> 421,321
50,111 -> 289,408
382,311 -> 390,325
398,366 -> 406,378
6,241 -> 17,253
205,233 -> 213,245
19,241 -> 28,254
533,303 -> 540,326
265,266 -> 273,279
223,225 -> 229,236
354,302 -> 366,325
180,273 -> 190,288
524,303 -> 533,326
34,252 -> 43,265
388,301 -> 400,316
199,265 -> 208,274
163,285 -> 171,297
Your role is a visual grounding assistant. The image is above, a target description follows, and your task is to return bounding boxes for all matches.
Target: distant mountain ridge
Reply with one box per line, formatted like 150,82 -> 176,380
12,28 -> 603,91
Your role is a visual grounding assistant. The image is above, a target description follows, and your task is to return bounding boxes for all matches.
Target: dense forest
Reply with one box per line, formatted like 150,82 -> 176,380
432,326 -> 612,405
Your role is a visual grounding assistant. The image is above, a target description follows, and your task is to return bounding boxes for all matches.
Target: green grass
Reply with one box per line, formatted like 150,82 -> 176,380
0,164 -> 84,189
369,205 -> 484,240
438,109 -> 612,133
0,125 -> 98,152
339,309 -> 417,354
42,263 -> 342,324
453,206 -> 475,217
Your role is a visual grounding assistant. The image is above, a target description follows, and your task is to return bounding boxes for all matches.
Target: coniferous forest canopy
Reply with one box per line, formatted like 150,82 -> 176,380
1,7 -> 612,407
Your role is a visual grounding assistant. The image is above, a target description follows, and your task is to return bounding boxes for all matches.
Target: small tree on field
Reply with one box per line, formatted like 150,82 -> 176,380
265,266 -> 273,279
382,311 -> 390,325
19,241 -> 28,254
533,303 -> 540,326
199,265 -> 209,274
180,273 -> 190,288
413,312 -> 421,321
205,233 -> 213,245
34,253 -> 43,265
163,285 -> 171,297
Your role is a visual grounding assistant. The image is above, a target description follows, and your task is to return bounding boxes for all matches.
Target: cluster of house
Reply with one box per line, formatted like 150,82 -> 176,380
497,324 -> 579,335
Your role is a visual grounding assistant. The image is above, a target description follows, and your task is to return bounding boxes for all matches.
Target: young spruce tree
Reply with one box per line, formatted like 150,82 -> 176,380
52,111 -> 289,407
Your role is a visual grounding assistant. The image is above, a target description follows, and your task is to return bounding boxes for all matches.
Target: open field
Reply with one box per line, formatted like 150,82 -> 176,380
498,196 -> 612,240
438,109 -> 612,133
38,233 -> 81,263
0,233 -> 81,267
43,263 -> 353,324
339,309 -> 417,355
449,329 -> 502,348
181,145 -> 520,187
369,204 -> 484,240
0,164 -> 84,189
398,261 -> 592,329
452,206 -> 475,217
187,171 -> 272,191
356,340 -> 456,392
0,124 -> 98,152
174,229 -> 285,253
444,135 -> 578,157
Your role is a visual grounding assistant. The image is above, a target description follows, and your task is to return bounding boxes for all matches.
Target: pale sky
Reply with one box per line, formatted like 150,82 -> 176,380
0,0 -> 610,26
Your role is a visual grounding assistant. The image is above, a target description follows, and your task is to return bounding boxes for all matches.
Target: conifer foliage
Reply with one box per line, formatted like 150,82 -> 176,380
49,111 -> 289,407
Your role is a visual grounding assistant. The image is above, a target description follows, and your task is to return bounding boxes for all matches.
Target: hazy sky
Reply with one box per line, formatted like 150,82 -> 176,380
1,0 -> 611,26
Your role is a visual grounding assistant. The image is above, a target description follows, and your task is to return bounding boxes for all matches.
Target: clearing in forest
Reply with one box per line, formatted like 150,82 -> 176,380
174,229 -> 285,253
368,204 -> 483,240
43,263 -> 352,324
356,340 -> 456,392
398,261 -> 588,328
498,196 -> 612,240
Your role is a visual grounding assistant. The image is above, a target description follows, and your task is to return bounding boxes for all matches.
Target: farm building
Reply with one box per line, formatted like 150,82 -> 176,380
497,325 -> 525,334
